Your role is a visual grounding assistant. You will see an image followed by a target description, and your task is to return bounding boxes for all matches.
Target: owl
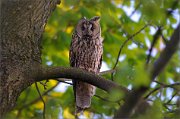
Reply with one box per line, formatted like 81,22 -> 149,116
69,16 -> 103,113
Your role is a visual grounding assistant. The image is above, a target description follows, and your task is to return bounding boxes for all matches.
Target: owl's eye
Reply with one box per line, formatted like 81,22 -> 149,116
91,27 -> 94,31
91,24 -> 94,31
81,26 -> 85,30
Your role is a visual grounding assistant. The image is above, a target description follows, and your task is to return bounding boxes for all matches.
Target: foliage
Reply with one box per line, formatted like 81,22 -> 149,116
7,0 -> 180,118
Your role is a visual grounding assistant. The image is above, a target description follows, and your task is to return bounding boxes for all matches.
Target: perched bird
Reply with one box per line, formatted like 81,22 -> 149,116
69,16 -> 103,113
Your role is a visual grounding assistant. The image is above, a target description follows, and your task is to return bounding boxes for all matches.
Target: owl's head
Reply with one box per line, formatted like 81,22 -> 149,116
75,16 -> 101,38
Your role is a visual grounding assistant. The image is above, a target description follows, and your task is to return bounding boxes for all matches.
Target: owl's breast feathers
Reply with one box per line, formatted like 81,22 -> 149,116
69,33 -> 103,114
70,33 -> 103,73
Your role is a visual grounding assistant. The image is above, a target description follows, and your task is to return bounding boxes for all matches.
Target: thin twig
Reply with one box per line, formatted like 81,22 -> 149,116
16,88 -> 31,118
114,22 -> 179,117
39,81 -> 48,90
146,27 -> 162,64
99,69 -> 116,75
113,24 -> 150,69
144,87 -> 161,99
165,92 -> 178,105
154,81 -> 180,89
146,0 -> 179,68
164,104 -> 172,111
35,82 -> 46,119
56,78 -> 73,85
111,24 -> 150,80
161,34 -> 168,44
94,94 -> 121,104
166,108 -> 180,114
144,82 -> 180,99
17,83 -> 59,110
129,2 -> 141,17
153,80 -> 166,86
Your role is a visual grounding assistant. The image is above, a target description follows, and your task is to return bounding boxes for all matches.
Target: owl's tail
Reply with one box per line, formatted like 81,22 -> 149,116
73,81 -> 96,114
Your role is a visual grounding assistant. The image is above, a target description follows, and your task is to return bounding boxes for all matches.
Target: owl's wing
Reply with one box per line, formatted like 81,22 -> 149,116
97,55 -> 102,73
69,33 -> 77,67
69,33 -> 78,104
69,43 -> 75,67
97,40 -> 103,73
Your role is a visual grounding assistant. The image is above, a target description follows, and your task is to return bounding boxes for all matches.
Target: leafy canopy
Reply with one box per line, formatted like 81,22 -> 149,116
7,0 -> 180,118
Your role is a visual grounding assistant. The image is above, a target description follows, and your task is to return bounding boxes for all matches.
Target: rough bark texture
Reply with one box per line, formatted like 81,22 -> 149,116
0,0 -> 60,117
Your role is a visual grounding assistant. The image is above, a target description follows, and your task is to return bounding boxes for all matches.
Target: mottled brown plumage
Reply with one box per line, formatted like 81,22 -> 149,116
69,16 -> 103,113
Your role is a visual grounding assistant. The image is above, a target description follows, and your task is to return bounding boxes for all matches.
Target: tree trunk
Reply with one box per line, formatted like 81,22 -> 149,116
0,0 -> 60,117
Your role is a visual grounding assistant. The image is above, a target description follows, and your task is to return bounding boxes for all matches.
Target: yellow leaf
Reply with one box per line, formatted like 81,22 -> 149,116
63,108 -> 75,119
96,11 -> 101,16
113,0 -> 124,4
58,50 -> 69,58
84,110 -> 91,118
34,101 -> 44,109
66,26 -> 74,34
13,110 -> 18,115
49,80 -> 58,86
51,92 -> 63,97
45,25 -> 56,37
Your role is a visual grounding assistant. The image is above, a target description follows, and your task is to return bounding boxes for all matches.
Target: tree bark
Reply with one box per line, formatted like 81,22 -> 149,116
36,66 -> 129,93
2,0 -> 178,118
0,0 -> 126,117
0,0 -> 128,117
0,0 -> 60,117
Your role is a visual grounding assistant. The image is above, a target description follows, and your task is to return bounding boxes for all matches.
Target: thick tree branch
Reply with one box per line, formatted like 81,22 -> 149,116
35,66 -> 129,94
114,24 -> 180,118
152,24 -> 180,79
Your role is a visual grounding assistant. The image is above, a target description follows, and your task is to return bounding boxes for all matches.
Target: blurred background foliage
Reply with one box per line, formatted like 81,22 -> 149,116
7,0 -> 180,118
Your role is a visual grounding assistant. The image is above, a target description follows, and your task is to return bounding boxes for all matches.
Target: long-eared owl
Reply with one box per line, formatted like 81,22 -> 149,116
69,16 -> 103,113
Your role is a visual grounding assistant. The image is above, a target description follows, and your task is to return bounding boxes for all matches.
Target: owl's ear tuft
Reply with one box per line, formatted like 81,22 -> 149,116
81,16 -> 86,20
90,16 -> 100,22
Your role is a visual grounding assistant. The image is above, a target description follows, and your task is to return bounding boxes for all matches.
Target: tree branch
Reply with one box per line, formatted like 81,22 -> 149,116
56,78 -> 73,85
114,24 -> 180,118
99,69 -> 116,75
17,83 -> 59,111
94,94 -> 120,104
146,27 -> 162,64
144,82 -> 180,99
0,0 -> 60,117
129,2 -> 141,17
113,24 -> 150,70
152,24 -> 180,79
35,67 -> 129,94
